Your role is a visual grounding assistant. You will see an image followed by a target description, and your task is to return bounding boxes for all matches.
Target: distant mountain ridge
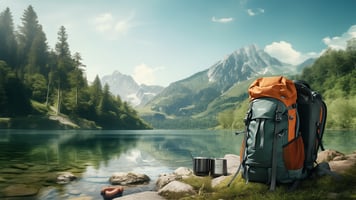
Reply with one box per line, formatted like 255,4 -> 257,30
140,44 -> 314,128
101,71 -> 164,106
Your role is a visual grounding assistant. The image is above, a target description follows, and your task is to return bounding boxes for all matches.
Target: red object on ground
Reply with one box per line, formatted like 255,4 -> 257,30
100,186 -> 124,200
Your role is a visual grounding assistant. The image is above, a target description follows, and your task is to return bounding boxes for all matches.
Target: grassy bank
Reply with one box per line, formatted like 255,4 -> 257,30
163,166 -> 356,200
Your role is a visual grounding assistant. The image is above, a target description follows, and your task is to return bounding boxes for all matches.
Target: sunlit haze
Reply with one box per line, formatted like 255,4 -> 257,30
1,0 -> 356,86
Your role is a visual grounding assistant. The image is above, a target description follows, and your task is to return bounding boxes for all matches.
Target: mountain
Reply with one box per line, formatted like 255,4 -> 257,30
207,44 -> 294,91
296,57 -> 316,72
101,71 -> 164,106
140,44 -> 301,128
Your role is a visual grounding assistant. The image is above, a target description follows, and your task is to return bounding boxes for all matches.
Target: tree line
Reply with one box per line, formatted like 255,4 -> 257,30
218,40 -> 356,130
0,6 -> 150,129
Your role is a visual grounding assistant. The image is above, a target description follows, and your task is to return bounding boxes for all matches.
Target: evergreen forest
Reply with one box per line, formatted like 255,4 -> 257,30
0,6 -> 150,129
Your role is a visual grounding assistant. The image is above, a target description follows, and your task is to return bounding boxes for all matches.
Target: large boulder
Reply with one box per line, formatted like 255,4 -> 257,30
158,180 -> 196,197
174,167 -> 193,177
317,149 -> 345,163
156,173 -> 180,190
318,149 -> 356,174
109,172 -> 150,185
156,167 -> 193,190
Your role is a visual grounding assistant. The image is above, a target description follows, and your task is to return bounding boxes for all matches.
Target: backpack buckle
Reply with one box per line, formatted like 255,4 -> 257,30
275,112 -> 282,122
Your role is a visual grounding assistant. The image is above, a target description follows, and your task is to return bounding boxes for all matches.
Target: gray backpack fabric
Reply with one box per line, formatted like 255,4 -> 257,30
241,98 -> 305,190
228,77 -> 327,191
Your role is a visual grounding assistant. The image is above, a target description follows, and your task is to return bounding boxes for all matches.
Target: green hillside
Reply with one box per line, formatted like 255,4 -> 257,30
220,46 -> 356,130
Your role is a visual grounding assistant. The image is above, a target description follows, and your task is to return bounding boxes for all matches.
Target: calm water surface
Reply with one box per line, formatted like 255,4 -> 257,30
0,129 -> 355,199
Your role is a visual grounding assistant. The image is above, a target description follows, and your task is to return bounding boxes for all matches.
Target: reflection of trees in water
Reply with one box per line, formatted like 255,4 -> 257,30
37,132 -> 139,169
0,131 -> 139,170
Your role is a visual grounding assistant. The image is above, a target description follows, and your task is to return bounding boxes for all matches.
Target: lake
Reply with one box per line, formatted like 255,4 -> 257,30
0,129 -> 355,199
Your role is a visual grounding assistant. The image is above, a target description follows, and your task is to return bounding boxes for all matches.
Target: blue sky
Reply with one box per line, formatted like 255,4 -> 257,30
1,0 -> 356,86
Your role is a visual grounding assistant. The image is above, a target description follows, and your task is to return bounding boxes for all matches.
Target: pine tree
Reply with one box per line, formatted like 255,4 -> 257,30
52,26 -> 73,114
55,26 -> 71,58
17,5 -> 49,77
54,26 -> 73,90
0,8 -> 18,68
89,75 -> 103,108
70,52 -> 86,106
26,25 -> 49,75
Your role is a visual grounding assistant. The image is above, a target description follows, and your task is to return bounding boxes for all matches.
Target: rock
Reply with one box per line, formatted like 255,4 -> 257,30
346,153 -> 356,160
223,154 -> 240,174
317,149 -> 344,163
156,167 -> 193,190
174,167 -> 193,177
67,196 -> 94,200
329,159 -> 356,173
156,173 -> 180,190
333,155 -> 346,161
114,191 -> 165,200
57,172 -> 77,184
158,180 -> 196,196
317,150 -> 356,174
109,172 -> 150,185
2,184 -> 39,197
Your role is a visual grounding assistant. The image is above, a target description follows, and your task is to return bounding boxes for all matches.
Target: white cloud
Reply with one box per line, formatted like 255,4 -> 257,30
247,8 -> 265,16
94,13 -> 113,32
264,41 -> 318,65
322,25 -> 356,50
93,12 -> 134,40
211,16 -> 234,23
264,25 -> 356,65
133,63 -> 158,85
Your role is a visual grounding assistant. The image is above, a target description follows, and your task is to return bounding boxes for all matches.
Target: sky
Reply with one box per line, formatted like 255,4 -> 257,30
1,0 -> 356,86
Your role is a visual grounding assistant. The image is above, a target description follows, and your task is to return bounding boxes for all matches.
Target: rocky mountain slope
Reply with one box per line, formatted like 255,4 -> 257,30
101,71 -> 164,106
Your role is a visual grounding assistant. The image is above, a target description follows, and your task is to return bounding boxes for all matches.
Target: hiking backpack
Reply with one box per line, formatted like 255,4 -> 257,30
228,76 -> 327,190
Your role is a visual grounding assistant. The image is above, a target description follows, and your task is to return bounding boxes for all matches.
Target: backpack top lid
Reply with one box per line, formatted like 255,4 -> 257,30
249,76 -> 297,107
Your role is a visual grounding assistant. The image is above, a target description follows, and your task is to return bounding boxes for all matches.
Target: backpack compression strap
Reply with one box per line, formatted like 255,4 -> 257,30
227,106 -> 252,187
270,104 -> 283,191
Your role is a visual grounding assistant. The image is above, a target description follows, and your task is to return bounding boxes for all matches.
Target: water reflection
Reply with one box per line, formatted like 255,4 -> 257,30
0,129 -> 354,199
322,130 -> 356,154
0,130 -> 237,199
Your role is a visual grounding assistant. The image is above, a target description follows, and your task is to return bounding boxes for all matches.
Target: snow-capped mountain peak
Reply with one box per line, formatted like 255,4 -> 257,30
207,44 -> 292,89
101,71 -> 164,106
